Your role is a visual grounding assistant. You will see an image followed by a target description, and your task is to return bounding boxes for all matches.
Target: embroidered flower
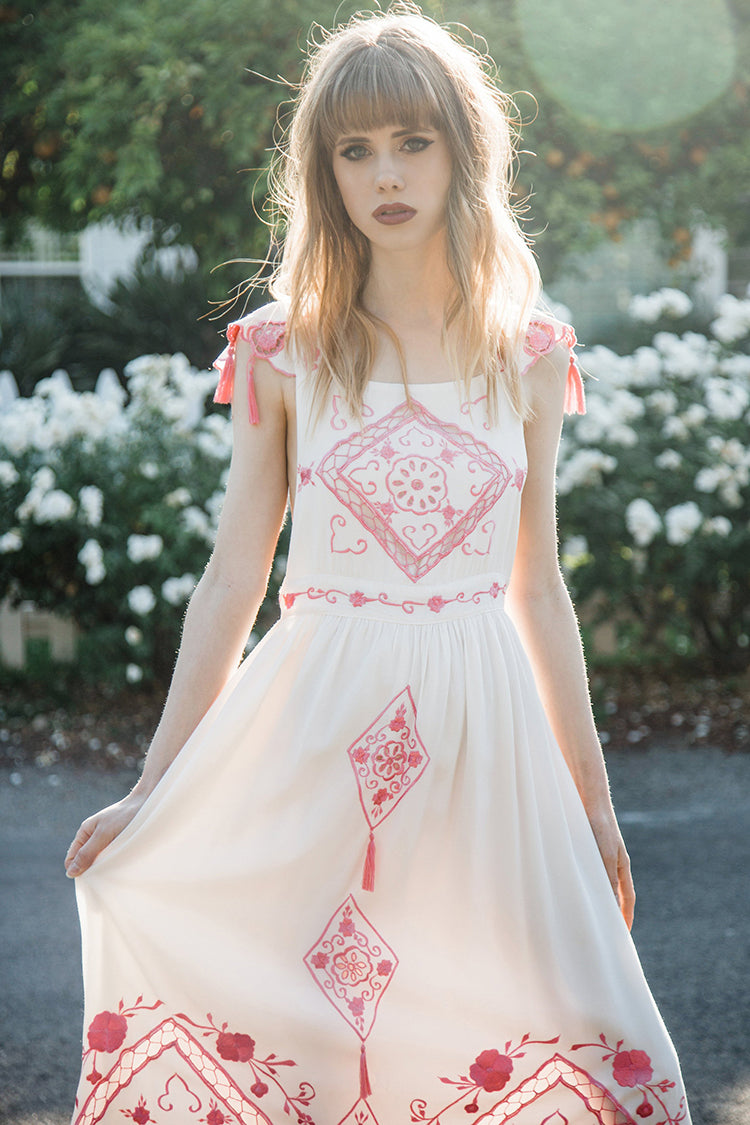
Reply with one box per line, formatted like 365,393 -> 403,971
408,750 -> 423,767
251,322 -> 285,358
439,447 -> 457,465
353,746 -> 369,763
525,320 -> 557,356
348,996 -> 365,1016
216,1031 -> 255,1062
204,1106 -> 229,1125
373,741 -> 407,780
86,1066 -> 102,1084
87,1011 -> 128,1053
442,503 -> 458,524
427,596 -> 446,613
469,1049 -> 514,1092
311,952 -> 329,969
389,707 -> 406,731
227,323 -> 241,346
379,441 -> 396,459
122,1098 -> 152,1124
489,582 -> 501,598
386,456 -> 448,513
377,960 -> 393,975
372,787 -> 391,806
636,1098 -> 654,1118
333,947 -> 372,985
375,499 -> 396,519
612,1049 -> 653,1088
250,1081 -> 269,1098
349,590 -> 367,607
298,466 -> 313,487
339,916 -> 356,936
513,466 -> 526,489
283,593 -> 297,609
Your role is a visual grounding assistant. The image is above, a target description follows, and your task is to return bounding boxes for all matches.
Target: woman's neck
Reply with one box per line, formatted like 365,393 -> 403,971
362,241 -> 454,329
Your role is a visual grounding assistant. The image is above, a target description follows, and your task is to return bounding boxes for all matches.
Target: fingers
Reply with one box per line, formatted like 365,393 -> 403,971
618,849 -> 636,931
65,818 -> 109,878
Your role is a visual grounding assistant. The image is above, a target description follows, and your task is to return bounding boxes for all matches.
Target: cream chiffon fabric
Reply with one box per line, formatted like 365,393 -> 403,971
71,304 -> 690,1125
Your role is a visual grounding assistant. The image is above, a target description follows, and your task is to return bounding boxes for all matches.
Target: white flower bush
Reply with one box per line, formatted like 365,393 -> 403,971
0,351 -> 291,687
558,285 -> 750,669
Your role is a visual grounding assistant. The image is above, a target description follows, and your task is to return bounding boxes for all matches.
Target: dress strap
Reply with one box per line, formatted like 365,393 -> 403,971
213,305 -> 293,423
522,318 -> 585,415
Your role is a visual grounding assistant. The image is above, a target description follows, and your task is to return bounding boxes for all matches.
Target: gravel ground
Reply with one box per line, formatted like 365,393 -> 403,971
0,745 -> 748,1125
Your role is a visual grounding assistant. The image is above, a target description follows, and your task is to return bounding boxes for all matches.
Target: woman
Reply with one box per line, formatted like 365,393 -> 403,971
66,8 -> 691,1123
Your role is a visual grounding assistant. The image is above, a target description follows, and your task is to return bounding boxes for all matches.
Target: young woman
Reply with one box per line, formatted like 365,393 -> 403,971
65,8 -> 691,1124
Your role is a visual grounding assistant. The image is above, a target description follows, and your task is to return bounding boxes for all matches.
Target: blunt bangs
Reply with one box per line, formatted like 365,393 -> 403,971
317,44 -> 446,149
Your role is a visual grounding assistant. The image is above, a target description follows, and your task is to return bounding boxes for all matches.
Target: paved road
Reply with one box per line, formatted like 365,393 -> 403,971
0,746 -> 748,1125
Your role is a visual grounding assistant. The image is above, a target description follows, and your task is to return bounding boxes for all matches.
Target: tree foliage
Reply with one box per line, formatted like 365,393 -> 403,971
1,0 -> 748,283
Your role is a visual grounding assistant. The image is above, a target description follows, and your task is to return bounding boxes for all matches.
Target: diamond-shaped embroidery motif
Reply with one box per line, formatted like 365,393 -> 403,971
317,401 -> 511,581
304,896 -> 398,1042
348,687 -> 429,831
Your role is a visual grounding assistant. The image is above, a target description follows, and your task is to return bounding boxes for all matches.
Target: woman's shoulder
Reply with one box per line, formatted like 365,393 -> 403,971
520,312 -> 585,416
213,299 -> 295,419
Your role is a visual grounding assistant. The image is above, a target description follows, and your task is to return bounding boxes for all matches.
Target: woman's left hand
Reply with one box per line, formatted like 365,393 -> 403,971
587,808 -> 636,930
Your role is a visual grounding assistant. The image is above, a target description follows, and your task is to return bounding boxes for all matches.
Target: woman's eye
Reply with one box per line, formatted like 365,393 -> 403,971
402,136 -> 432,153
341,144 -> 369,161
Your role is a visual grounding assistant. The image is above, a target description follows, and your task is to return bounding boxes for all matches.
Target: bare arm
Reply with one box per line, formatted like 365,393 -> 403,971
65,342 -> 289,876
506,344 -> 635,929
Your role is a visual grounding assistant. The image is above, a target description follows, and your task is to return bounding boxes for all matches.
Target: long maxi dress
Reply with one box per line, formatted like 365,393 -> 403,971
71,302 -> 691,1125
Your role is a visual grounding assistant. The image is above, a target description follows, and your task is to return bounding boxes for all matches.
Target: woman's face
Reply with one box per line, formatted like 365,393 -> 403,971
331,123 -> 452,254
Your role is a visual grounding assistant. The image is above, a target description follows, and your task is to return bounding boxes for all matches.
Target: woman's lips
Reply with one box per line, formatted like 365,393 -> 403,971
372,204 -> 417,225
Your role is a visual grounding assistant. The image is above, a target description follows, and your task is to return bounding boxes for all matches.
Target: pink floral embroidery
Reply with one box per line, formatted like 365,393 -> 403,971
250,321 -> 286,359
346,688 -> 430,891
411,1031 -> 686,1124
298,466 -> 314,488
572,1034 -> 686,1124
521,318 -> 585,415
304,896 -> 398,1042
330,515 -> 369,555
280,581 -> 508,618
87,1010 -> 128,1053
612,1050 -> 654,1088
469,1048 -> 514,1092
73,997 -> 317,1125
216,1031 -> 255,1062
121,1096 -> 153,1123
317,400 -> 511,581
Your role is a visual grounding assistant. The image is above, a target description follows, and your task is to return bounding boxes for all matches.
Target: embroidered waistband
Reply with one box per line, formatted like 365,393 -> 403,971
278,575 -> 508,623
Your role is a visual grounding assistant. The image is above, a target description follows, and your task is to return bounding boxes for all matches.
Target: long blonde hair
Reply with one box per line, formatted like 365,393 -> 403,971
268,5 -> 541,422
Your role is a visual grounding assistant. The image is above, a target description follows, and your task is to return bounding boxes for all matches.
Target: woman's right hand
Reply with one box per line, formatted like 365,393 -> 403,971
64,791 -> 148,878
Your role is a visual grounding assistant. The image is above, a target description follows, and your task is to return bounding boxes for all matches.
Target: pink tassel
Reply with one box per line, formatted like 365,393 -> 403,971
213,323 -> 240,405
362,830 -> 376,891
563,354 -> 586,415
359,1042 -> 372,1099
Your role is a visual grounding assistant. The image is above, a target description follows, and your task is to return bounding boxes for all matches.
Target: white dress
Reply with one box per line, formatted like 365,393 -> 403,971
71,302 -> 691,1125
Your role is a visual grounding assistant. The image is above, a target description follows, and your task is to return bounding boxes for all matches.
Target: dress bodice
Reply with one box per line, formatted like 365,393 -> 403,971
213,302 -> 583,622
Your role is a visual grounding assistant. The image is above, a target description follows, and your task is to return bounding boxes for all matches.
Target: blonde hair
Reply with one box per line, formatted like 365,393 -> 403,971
268,4 -> 541,422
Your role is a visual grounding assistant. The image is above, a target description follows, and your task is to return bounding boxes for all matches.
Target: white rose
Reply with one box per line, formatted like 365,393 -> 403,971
35,489 -> 76,523
78,485 -> 104,527
704,378 -> 749,422
703,516 -> 732,537
625,499 -> 662,547
655,450 -> 682,470
128,585 -> 156,615
78,539 -> 106,585
0,461 -> 19,487
161,573 -> 196,606
0,530 -> 23,553
126,663 -> 143,683
165,487 -> 192,507
140,461 -> 159,480
125,626 -> 143,646
665,501 -> 703,545
127,534 -> 164,563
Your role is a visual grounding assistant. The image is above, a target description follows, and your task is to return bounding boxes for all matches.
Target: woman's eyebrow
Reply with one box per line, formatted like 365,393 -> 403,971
335,125 -> 435,144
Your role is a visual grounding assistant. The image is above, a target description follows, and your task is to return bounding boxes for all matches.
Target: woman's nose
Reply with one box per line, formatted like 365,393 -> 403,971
374,157 -> 404,192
